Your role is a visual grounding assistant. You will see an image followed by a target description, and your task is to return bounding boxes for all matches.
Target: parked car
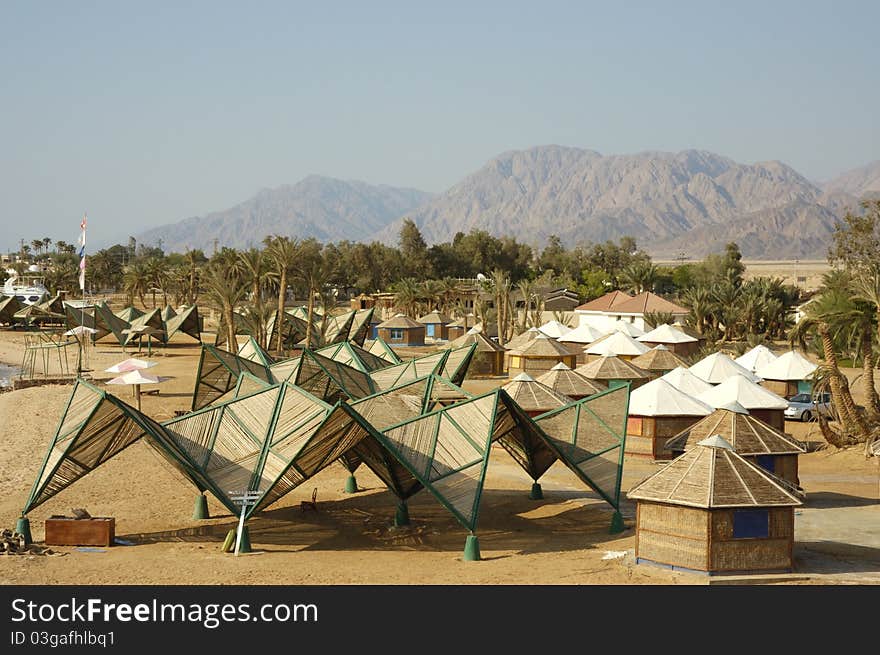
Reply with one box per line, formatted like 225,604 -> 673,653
784,392 -> 832,422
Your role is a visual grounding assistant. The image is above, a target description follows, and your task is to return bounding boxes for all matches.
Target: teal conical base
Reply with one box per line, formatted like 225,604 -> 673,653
344,475 -> 358,494
236,526 -> 252,554
463,534 -> 481,561
192,494 -> 209,520
15,517 -> 32,546
609,511 -> 625,534
529,482 -> 543,500
394,501 -> 410,527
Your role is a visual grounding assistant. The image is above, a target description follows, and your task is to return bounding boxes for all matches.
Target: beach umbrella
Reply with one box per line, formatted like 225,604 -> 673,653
105,358 -> 157,374
106,369 -> 170,411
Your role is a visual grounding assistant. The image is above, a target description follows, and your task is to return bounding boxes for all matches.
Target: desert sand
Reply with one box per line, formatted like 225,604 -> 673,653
0,327 -> 877,585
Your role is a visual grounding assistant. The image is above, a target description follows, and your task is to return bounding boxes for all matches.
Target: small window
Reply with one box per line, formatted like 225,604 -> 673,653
756,455 -> 775,473
389,328 -> 404,340
733,509 -> 769,539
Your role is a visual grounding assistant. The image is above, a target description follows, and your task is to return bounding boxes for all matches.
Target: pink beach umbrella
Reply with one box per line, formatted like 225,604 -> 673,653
106,368 -> 170,411
105,358 -> 158,374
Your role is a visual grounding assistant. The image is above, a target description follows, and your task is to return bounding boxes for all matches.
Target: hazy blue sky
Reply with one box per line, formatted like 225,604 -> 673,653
1,1 -> 878,252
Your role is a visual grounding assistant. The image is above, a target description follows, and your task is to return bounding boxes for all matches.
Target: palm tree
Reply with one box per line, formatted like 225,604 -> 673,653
237,248 -> 271,304
680,286 -> 713,336
790,288 -> 870,446
620,261 -> 658,294
851,269 -> 880,420
202,262 -> 246,351
295,255 -> 333,348
263,236 -> 301,356
42,237 -> 52,256
490,269 -> 513,345
183,248 -> 206,304
123,260 -> 151,308
393,278 -> 421,318
514,278 -> 539,333
31,239 -> 43,258
420,279 -> 444,314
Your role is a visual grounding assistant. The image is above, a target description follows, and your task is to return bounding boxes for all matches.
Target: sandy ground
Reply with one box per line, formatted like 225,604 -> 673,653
0,328 -> 877,585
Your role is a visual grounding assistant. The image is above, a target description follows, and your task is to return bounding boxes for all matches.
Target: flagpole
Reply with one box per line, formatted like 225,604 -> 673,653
78,213 -> 87,376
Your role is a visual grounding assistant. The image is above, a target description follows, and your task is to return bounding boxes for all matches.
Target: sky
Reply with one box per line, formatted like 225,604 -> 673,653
1,1 -> 878,253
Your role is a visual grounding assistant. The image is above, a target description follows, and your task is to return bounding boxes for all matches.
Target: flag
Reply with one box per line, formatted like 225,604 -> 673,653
78,213 -> 87,291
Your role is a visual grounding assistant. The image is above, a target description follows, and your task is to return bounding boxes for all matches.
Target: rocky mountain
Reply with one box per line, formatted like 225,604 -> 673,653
821,161 -> 880,198
135,176 -> 433,253
373,145 -> 847,258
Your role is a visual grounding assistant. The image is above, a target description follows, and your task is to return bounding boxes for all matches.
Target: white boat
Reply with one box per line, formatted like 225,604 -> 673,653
3,266 -> 49,305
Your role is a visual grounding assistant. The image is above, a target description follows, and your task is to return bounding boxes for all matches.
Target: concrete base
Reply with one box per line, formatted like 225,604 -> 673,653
394,502 -> 410,527
344,475 -> 358,494
529,482 -> 543,500
463,535 -> 481,561
609,511 -> 625,534
15,517 -> 32,546
192,494 -> 209,520
235,526 -> 252,554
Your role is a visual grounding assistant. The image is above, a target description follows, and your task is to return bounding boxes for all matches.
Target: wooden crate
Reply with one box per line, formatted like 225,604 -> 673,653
45,517 -> 115,547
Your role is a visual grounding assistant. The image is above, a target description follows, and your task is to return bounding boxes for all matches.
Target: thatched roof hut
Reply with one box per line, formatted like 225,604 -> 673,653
697,375 -> 789,432
689,352 -> 760,384
376,314 -> 426,347
627,435 -> 804,574
446,328 -> 506,376
502,372 -> 572,416
665,403 -> 806,484
507,333 -> 577,374
505,327 -> 542,351
631,345 -> 689,377
626,378 -> 713,460
756,350 -> 818,398
575,355 -> 651,389
535,363 -> 603,400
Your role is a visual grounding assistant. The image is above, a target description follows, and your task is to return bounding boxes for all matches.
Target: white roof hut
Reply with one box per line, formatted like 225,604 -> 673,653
689,352 -> 760,384
585,330 -> 651,359
557,323 -> 606,345
626,378 -> 713,460
612,319 -> 645,338
637,324 -> 698,345
697,374 -> 789,431
628,378 -> 714,417
755,350 -> 817,381
661,366 -> 714,397
735,344 -> 778,374
538,320 -> 572,338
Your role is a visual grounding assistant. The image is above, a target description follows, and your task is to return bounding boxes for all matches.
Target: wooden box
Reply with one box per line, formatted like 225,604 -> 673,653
44,517 -> 115,547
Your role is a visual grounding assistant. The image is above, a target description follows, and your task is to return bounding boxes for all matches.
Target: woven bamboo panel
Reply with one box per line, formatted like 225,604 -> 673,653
212,453 -> 262,495
57,383 -> 103,439
711,508 -> 795,542
368,361 -> 413,391
439,345 -> 475,384
269,386 -> 325,442
431,464 -> 483,525
271,407 -> 327,457
350,343 -> 392,371
630,450 -> 713,506
584,386 -> 629,437
638,502 -> 708,539
383,414 -> 439,479
225,387 -> 279,438
290,410 -> 358,475
444,394 -> 496,438
430,414 -> 485,480
760,379 -> 791,398
733,454 -> 798,505
352,437 -> 423,499
165,409 -> 222,467
636,529 -> 708,570
315,353 -> 375,399
165,305 -> 200,342
269,357 -> 301,383
710,538 -> 792,571
254,466 -> 307,512
353,394 -> 423,430
623,435 -> 654,457
207,411 -> 262,474
576,448 -> 620,492
236,374 -> 272,398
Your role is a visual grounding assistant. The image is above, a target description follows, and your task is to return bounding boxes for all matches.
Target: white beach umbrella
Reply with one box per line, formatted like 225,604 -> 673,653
105,358 -> 158,373
106,369 -> 170,411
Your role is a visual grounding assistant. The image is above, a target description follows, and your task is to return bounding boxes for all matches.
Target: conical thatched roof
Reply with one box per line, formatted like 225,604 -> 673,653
502,373 -> 573,412
690,351 -> 760,384
697,374 -> 788,410
755,350 -> 818,381
661,366 -> 714,397
557,323 -> 605,344
508,333 -> 575,357
417,311 -> 452,324
637,323 -> 698,344
665,406 -> 806,455
628,378 -> 713,417
538,320 -> 572,338
535,363 -> 603,398
585,330 -> 650,357
505,327 -> 542,351
448,328 -> 506,352
377,313 -> 423,329
575,355 -> 651,381
631,344 -> 688,372
627,437 -> 804,508
735,344 -> 778,374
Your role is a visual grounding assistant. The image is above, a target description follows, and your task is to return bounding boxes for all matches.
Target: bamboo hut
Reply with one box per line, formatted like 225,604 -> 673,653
626,378 -> 713,460
661,365 -> 713,397
536,362 -> 604,400
417,311 -> 452,341
631,345 -> 689,378
584,330 -> 650,361
627,435 -> 803,575
507,334 -> 577,375
735,344 -> 777,375
665,402 -> 806,485
501,373 -> 572,416
446,328 -> 506,376
445,315 -> 476,341
376,314 -> 426,347
755,350 -> 818,398
537,320 -> 572,339
689,351 -> 760,384
636,323 -> 699,357
575,354 -> 651,390
697,375 -> 789,432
